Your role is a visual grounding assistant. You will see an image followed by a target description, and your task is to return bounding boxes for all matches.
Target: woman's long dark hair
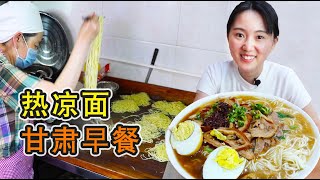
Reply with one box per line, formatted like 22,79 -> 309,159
227,1 -> 279,38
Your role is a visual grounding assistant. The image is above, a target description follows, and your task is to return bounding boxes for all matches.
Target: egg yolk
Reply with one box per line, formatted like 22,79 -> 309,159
210,129 -> 227,141
172,120 -> 194,141
214,147 -> 244,170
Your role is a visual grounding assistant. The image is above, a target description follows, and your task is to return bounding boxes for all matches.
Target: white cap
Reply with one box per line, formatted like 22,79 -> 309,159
0,1 -> 43,43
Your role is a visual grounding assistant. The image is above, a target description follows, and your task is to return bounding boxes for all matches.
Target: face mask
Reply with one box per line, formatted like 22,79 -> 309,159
14,35 -> 38,69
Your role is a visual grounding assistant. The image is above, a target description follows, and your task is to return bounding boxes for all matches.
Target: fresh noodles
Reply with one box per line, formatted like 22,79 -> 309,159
246,134 -> 316,178
84,16 -> 104,89
121,92 -> 151,107
111,99 -> 140,113
141,140 -> 169,162
152,101 -> 186,116
128,112 -> 172,143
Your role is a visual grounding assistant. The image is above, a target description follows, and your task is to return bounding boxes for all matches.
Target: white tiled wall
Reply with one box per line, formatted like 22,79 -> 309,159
33,1 -> 320,114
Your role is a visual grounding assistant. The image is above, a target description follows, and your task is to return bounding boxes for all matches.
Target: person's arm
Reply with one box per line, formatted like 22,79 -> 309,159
35,13 -> 99,100
303,102 -> 320,131
193,90 -> 209,102
303,102 -> 320,179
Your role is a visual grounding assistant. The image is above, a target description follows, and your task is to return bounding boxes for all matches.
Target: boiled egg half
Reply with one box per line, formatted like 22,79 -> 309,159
203,146 -> 246,179
170,120 -> 203,156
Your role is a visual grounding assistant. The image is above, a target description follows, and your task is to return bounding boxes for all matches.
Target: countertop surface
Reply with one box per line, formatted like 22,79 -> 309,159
42,76 -> 196,179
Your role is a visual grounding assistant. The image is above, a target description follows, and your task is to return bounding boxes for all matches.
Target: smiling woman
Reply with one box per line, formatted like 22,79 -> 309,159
192,1 -> 320,179
194,1 -> 319,128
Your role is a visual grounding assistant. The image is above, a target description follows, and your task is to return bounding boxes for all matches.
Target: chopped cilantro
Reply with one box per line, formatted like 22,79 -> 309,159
252,103 -> 271,115
277,112 -> 293,118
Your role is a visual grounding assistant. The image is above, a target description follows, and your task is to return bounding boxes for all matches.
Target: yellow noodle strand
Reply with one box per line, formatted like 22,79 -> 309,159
84,16 -> 104,89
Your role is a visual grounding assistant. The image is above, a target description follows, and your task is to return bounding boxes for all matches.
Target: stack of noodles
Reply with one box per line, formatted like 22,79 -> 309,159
111,99 -> 140,113
141,140 -> 168,162
84,16 -> 104,89
128,112 -> 171,162
152,100 -> 186,116
120,92 -> 151,107
111,92 -> 187,162
111,92 -> 151,113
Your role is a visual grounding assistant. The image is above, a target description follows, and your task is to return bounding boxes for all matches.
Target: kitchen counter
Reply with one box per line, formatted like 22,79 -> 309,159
38,76 -> 196,179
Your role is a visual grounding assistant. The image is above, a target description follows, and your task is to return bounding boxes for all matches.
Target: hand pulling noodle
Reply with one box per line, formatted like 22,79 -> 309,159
84,16 -> 104,89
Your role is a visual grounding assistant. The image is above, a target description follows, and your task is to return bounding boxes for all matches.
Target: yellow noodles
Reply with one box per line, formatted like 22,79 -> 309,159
84,16 -> 104,89
135,119 -> 161,143
141,140 -> 169,162
140,112 -> 171,131
111,99 -> 140,113
246,134 -> 315,178
121,92 -> 151,107
152,101 -> 186,116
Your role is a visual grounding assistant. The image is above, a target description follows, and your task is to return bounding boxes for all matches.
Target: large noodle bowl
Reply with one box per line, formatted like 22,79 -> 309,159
165,92 -> 320,179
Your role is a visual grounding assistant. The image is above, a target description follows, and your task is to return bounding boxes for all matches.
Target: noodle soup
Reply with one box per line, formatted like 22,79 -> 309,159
165,92 -> 320,179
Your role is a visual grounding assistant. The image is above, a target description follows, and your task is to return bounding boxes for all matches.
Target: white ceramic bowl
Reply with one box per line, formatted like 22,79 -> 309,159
165,91 -> 320,179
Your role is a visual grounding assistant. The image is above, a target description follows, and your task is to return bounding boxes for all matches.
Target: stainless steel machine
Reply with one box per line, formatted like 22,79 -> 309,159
23,11 -> 69,82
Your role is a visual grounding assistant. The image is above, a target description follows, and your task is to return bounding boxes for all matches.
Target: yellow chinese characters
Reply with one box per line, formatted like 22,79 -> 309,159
19,89 -> 50,119
80,89 -> 112,120
51,89 -> 80,120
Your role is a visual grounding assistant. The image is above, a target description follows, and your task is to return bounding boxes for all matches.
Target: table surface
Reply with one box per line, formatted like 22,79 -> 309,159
42,76 -> 196,179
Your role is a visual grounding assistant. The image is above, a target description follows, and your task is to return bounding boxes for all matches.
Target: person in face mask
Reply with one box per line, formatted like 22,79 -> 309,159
14,34 -> 38,69
0,1 -> 100,179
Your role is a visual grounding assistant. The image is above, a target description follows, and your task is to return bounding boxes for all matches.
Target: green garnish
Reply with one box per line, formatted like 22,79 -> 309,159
251,103 -> 271,115
203,145 -> 214,153
289,125 -> 298,130
251,110 -> 262,119
277,112 -> 293,119
277,135 -> 286,140
195,113 -> 201,120
227,103 -> 247,127
283,130 -> 290,133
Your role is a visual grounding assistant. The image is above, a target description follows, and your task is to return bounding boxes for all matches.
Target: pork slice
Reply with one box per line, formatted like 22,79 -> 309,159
244,132 -> 252,142
248,118 -> 278,138
218,128 -> 252,151
239,148 -> 255,160
223,98 -> 235,106
254,138 -> 265,155
269,111 -> 280,125
275,123 -> 284,137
